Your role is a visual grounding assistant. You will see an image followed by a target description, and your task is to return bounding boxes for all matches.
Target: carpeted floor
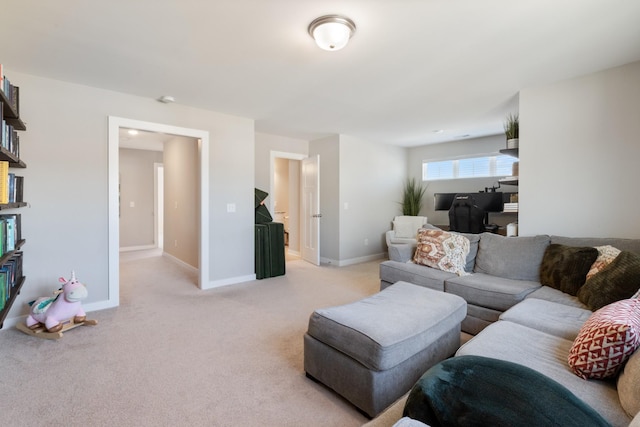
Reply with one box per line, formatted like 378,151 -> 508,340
0,252 -> 382,426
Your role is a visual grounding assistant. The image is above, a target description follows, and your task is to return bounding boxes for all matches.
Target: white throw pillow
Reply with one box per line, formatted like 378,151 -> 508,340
393,220 -> 418,239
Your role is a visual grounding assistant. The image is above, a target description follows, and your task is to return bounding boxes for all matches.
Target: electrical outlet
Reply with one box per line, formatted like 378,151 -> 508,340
364,238 -> 369,246
174,240 -> 178,247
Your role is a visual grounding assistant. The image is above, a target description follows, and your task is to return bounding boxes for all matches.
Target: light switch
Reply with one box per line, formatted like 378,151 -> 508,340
129,201 -> 135,208
227,203 -> 236,213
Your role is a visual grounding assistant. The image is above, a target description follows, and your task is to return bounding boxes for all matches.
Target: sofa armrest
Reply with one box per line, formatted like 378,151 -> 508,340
388,243 -> 415,262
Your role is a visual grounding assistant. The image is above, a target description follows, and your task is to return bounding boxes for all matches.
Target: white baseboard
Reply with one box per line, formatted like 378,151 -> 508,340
203,274 -> 256,290
321,253 -> 386,267
1,299 -> 119,332
162,252 -> 198,273
119,245 -> 157,252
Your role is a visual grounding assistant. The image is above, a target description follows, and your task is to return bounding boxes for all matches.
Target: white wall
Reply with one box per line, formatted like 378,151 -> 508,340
119,148 -> 163,248
408,135 -> 518,227
519,60 -> 640,238
6,69 -> 255,322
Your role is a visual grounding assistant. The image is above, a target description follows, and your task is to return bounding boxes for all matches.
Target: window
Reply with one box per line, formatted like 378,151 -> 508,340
423,155 -> 517,181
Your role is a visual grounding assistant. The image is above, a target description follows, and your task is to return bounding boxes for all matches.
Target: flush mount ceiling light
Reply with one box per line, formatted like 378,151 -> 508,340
308,15 -> 356,51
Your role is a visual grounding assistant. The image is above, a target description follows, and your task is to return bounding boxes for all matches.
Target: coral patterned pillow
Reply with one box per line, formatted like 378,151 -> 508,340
413,229 -> 470,276
568,299 -> 640,379
586,245 -> 621,281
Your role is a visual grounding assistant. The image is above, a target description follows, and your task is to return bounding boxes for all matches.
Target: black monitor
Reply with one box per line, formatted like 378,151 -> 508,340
434,193 -> 457,211
473,192 -> 504,213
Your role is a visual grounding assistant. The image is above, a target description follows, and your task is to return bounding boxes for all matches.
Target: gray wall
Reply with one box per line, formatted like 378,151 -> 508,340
310,134 -> 407,265
309,135 -> 341,263
519,60 -> 640,238
254,132 -> 308,191
408,134 -> 518,228
119,148 -> 163,248
8,69 -> 254,318
163,136 -> 199,268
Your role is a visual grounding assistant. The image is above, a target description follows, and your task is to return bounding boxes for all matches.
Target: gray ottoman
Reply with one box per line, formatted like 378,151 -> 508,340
304,281 -> 467,418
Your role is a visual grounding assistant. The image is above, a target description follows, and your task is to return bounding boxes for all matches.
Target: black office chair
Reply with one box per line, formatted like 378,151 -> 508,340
448,194 -> 486,234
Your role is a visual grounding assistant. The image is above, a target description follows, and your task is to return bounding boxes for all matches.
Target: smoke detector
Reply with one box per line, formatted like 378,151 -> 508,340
157,95 -> 175,104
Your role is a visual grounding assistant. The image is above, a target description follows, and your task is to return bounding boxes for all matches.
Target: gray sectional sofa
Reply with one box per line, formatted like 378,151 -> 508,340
381,232 -> 640,335
369,231 -> 640,426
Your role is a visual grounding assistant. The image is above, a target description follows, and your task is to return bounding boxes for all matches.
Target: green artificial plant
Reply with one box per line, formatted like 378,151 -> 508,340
400,178 -> 426,216
503,113 -> 519,140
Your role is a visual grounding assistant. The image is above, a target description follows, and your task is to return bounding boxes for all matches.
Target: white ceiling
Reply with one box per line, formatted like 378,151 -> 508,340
2,0 -> 640,147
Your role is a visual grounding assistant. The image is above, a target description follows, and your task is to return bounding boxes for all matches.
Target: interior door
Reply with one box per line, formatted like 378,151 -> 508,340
302,155 -> 320,265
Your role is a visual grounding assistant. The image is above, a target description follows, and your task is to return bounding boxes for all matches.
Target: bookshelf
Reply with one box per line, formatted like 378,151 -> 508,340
0,67 -> 26,329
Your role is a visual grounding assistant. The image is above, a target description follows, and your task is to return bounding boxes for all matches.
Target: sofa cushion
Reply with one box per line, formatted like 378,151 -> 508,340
444,272 -> 540,312
618,349 -> 640,418
568,299 -> 640,380
393,216 -> 428,238
403,355 -> 610,427
413,229 -> 469,276
380,260 -> 455,292
453,232 -> 480,272
539,244 -> 598,296
551,235 -> 640,254
525,286 -> 589,309
587,245 -> 622,281
577,251 -> 640,311
500,298 -> 592,340
456,321 -> 630,426
474,233 -> 550,281
394,221 -> 418,239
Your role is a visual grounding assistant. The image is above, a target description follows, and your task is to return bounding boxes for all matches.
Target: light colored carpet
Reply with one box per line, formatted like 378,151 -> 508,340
0,253 -> 381,427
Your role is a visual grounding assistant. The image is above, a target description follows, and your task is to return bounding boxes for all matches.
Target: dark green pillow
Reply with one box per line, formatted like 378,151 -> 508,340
539,244 -> 598,296
577,250 -> 640,311
403,355 -> 610,427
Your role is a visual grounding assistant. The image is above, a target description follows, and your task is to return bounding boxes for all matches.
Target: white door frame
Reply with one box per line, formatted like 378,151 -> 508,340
154,162 -> 164,249
108,117 -> 210,306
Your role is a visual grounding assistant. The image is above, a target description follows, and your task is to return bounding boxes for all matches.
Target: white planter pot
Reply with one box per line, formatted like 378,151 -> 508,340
507,138 -> 519,149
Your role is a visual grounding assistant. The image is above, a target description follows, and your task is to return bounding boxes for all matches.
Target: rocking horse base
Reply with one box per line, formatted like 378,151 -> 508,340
16,318 -> 98,340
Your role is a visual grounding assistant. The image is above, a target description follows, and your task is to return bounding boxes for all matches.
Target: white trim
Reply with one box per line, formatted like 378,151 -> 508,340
120,245 -> 156,252
1,298 -> 119,331
108,117 -> 211,312
153,162 -> 164,250
162,252 -> 198,273
203,274 -> 256,290
320,253 -> 386,267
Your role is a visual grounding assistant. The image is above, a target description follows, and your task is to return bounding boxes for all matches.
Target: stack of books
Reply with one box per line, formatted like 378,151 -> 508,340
0,161 -> 23,204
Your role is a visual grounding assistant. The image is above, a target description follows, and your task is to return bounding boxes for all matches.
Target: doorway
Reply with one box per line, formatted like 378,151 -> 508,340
108,117 -> 210,307
270,151 -> 320,265
270,151 -> 305,260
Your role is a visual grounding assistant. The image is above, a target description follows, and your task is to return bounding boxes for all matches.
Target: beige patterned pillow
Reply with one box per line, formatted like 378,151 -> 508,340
413,229 -> 470,276
618,348 -> 640,418
586,245 -> 621,280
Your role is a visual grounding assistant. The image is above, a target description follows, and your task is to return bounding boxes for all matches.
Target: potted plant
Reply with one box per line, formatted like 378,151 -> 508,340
400,178 -> 426,216
504,113 -> 519,149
